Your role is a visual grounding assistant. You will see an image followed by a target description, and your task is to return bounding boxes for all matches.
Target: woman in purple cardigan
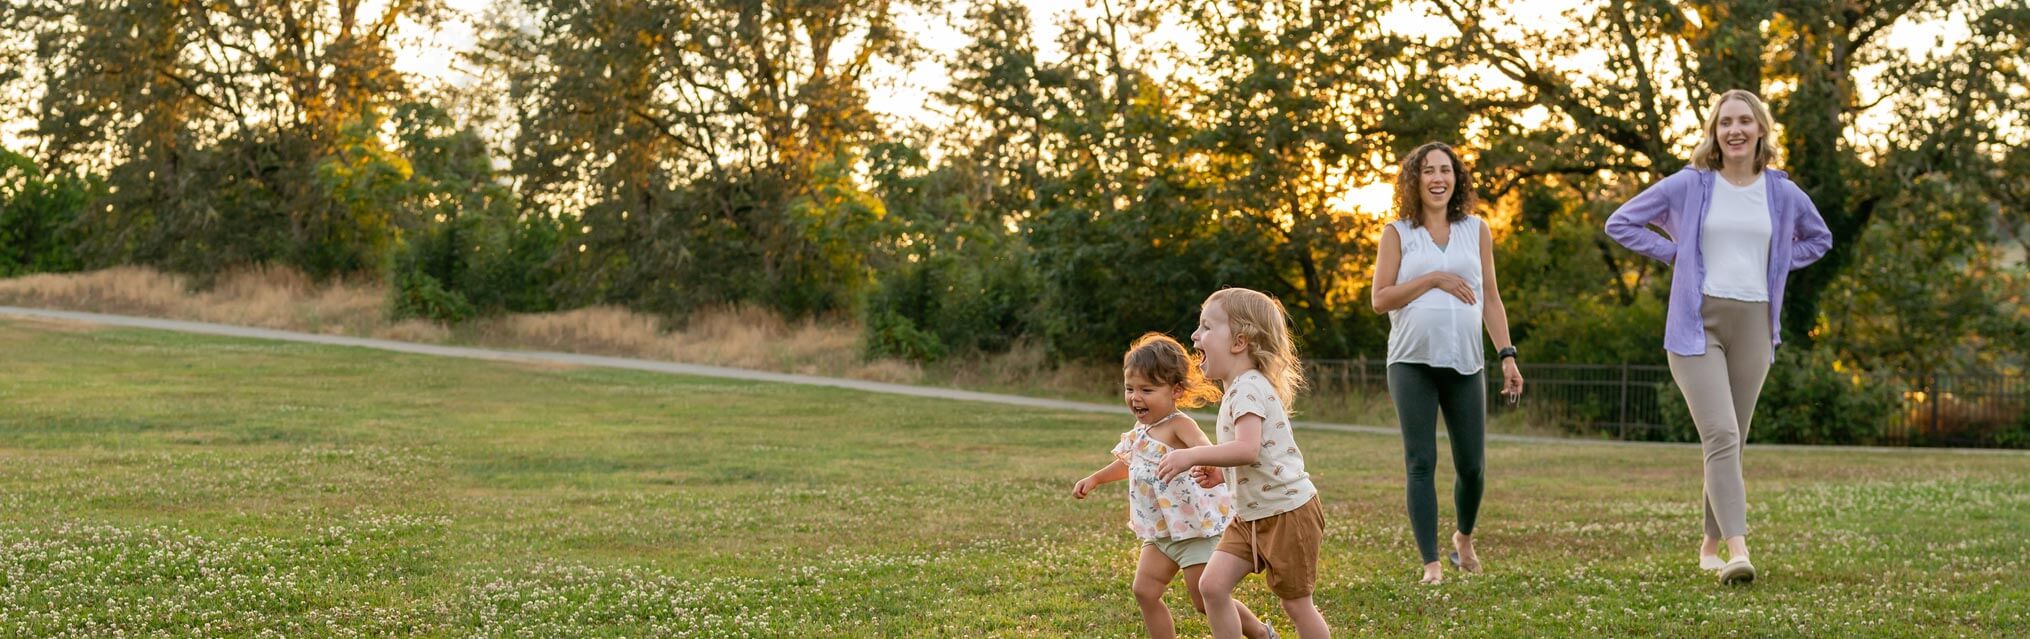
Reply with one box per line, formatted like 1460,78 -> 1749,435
1604,89 -> 1833,585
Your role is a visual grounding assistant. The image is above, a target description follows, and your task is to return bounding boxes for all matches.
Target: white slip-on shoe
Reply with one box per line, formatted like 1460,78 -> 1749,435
1718,557 -> 1756,585
1699,554 -> 1725,571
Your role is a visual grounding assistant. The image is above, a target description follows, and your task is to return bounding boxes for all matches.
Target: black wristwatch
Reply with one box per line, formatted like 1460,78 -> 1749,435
1497,346 -> 1518,361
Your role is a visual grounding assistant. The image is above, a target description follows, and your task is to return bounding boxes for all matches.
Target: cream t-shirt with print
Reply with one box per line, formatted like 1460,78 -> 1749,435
1217,369 -> 1317,521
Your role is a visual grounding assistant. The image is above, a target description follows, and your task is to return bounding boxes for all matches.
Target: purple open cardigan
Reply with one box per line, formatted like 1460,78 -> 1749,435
1604,167 -> 1834,358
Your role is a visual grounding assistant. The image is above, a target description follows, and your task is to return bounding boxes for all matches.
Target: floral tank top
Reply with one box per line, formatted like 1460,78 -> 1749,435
1111,416 -> 1236,541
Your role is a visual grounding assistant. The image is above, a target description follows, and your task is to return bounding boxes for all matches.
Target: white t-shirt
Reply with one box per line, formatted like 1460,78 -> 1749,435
1702,174 -> 1773,302
1217,370 -> 1317,521
1385,216 -> 1485,374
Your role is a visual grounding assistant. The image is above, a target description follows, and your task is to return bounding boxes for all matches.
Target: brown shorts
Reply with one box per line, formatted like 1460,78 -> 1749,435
1215,496 -> 1324,600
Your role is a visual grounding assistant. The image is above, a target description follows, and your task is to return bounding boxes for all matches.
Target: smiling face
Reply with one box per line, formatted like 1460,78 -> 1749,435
1190,300 -> 1244,383
1394,142 -> 1473,227
1713,97 -> 1763,169
1123,372 -> 1181,424
1418,149 -> 1457,214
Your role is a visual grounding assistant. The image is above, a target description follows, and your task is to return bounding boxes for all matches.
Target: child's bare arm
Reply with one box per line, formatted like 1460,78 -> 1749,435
1169,419 -> 1227,487
1170,417 -> 1215,449
1073,459 -> 1129,499
1157,414 -> 1263,480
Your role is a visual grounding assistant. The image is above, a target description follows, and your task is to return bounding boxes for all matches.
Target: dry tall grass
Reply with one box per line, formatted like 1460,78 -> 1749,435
0,267 -> 923,382
466,305 -> 920,383
0,266 -> 429,339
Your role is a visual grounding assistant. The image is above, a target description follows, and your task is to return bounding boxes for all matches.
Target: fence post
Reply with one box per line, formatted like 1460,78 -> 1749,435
1929,374 -> 1941,435
1619,363 -> 1631,439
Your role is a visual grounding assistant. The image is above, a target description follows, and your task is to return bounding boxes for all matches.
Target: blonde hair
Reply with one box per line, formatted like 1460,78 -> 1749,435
1689,89 -> 1782,172
1204,288 -> 1307,409
1124,332 -> 1221,409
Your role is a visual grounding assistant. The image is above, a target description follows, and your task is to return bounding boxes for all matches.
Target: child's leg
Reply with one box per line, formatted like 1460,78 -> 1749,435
1133,545 -> 1183,639
1197,550 -> 1253,639
1259,498 -> 1328,638
1183,563 -> 1272,639
1278,596 -> 1331,639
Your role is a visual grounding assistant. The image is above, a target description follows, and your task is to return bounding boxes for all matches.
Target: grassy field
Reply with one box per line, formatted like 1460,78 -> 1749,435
0,318 -> 2024,638
0,267 -> 1396,430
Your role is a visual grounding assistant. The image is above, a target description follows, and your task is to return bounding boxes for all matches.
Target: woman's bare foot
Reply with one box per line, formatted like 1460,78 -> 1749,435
1451,531 -> 1483,574
1420,561 -> 1443,585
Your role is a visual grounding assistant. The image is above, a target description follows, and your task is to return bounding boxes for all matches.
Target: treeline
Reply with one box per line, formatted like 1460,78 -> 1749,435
1,0 -> 2025,385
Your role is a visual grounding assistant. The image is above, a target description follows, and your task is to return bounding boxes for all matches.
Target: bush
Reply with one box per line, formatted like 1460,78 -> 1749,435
1658,346 -> 1897,445
385,103 -> 562,323
860,250 -> 1033,362
387,210 -> 561,323
0,149 -> 93,277
864,309 -> 946,361
2004,407 -> 2030,449
390,262 -> 476,323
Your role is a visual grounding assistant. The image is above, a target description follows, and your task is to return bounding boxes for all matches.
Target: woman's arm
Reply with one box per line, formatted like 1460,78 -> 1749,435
1374,224 -> 1475,311
1480,222 -> 1524,397
1790,185 -> 1833,269
1604,174 -> 1683,263
1478,222 -> 1514,351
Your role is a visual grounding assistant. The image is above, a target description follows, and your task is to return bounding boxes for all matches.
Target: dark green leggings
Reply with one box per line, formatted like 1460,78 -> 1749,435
1387,362 -> 1486,564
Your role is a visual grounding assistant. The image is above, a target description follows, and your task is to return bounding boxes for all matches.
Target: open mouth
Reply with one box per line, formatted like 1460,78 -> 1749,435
1724,136 -> 1749,153
1132,406 -> 1151,420
1427,185 -> 1448,198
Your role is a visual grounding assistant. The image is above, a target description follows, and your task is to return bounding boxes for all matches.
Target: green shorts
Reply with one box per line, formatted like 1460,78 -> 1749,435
1147,535 -> 1219,568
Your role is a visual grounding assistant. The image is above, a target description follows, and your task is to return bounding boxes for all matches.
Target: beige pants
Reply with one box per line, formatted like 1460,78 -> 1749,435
1667,296 -> 1772,540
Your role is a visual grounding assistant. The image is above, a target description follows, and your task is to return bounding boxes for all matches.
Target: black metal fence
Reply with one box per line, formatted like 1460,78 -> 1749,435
1306,359 -> 2028,446
1876,373 -> 2030,447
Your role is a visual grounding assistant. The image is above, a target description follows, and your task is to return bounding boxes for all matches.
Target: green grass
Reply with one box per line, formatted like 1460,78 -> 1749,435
0,319 -> 2024,637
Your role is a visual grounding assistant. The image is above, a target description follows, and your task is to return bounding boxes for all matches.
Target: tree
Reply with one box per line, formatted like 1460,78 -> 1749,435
479,0 -> 918,316
1008,0 -> 1286,360
1175,0 -> 1428,357
0,148 -> 94,276
18,0 -> 448,276
1430,0 -> 2027,364
386,102 -> 561,321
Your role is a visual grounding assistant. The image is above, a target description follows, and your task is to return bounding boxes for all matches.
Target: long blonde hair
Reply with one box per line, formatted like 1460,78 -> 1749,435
1689,89 -> 1782,172
1205,288 -> 1307,409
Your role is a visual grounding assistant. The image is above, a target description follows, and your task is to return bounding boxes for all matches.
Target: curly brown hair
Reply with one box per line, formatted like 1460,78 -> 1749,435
1124,332 -> 1222,409
1393,142 -> 1476,228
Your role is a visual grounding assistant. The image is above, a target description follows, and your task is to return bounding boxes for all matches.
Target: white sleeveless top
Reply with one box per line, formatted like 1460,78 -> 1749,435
1386,216 -> 1486,374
